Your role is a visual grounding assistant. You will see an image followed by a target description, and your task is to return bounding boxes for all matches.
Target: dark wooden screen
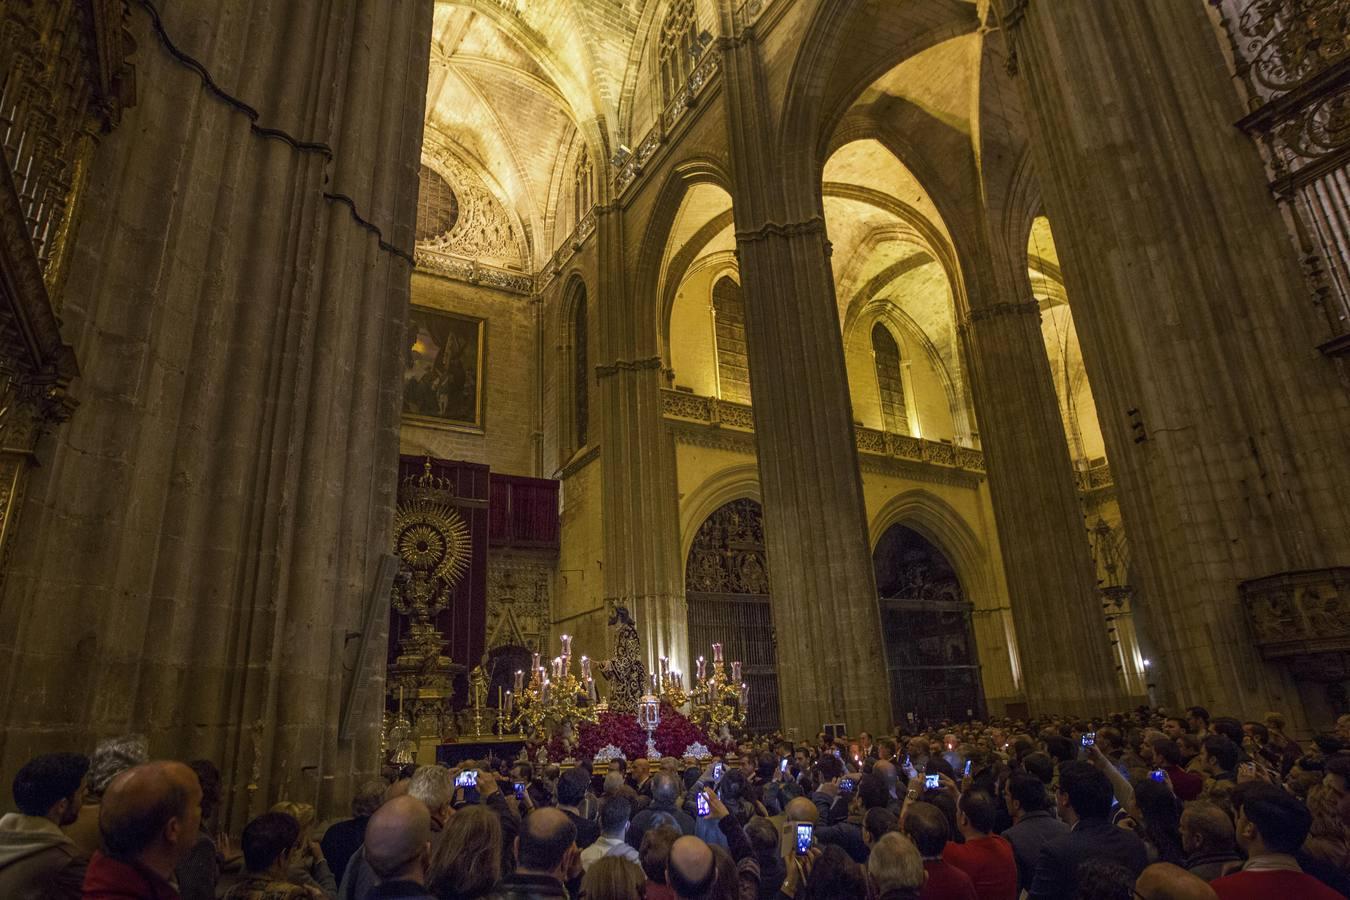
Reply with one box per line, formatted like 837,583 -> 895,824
873,524 -> 984,725
686,498 -> 780,731
489,474 -> 560,549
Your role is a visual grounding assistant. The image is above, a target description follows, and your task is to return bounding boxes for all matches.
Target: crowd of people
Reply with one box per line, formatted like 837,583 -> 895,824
0,706 -> 1347,899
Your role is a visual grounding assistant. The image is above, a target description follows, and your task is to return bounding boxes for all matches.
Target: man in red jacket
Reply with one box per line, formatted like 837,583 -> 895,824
1210,782 -> 1343,900
83,761 -> 203,900
942,790 -> 1017,900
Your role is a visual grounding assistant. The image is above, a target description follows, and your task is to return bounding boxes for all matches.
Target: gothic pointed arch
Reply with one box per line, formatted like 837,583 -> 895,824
562,277 -> 591,459
712,275 -> 751,404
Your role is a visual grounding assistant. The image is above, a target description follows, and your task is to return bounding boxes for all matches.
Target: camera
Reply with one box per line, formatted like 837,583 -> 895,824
924,774 -> 940,790
795,823 -> 813,855
454,770 -> 478,788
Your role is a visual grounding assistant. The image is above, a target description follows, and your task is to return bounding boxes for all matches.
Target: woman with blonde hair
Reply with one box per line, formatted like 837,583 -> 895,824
579,856 -> 644,900
270,800 -> 337,896
428,805 -> 502,900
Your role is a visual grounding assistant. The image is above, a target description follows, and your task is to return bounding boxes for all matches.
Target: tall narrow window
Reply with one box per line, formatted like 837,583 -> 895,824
573,152 -> 592,226
713,276 -> 751,404
573,291 -> 589,450
658,0 -> 697,107
872,323 -> 908,434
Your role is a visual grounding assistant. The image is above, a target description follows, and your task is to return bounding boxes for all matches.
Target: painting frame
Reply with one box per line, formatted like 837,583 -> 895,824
402,305 -> 487,432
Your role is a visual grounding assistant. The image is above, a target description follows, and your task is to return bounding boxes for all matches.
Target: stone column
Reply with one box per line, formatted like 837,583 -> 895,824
593,209 -> 688,676
998,0 -> 1350,716
0,0 -> 432,823
720,42 -> 891,736
958,280 -> 1122,712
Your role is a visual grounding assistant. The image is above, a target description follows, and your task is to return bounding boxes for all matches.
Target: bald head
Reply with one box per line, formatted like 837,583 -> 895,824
667,835 -> 715,899
874,760 -> 898,788
100,762 -> 202,874
365,795 -> 431,881
517,807 -> 577,874
784,797 -> 818,825
1135,863 -> 1217,900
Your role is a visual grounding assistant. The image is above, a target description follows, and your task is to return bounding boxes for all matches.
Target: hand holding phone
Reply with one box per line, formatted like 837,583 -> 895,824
513,781 -> 526,800
795,823 -> 813,855
454,769 -> 478,788
696,792 -> 711,817
840,777 -> 856,793
1081,732 -> 1096,748
924,773 -> 940,790
1149,768 -> 1166,783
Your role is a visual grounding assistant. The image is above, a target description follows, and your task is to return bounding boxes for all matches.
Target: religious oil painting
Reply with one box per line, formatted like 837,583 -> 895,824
403,306 -> 486,429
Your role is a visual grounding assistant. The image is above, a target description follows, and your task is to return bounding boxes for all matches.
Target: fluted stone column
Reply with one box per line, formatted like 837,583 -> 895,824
720,41 -> 891,736
593,209 -> 688,676
998,0 -> 1350,716
0,0 -> 432,823
958,276 -> 1122,712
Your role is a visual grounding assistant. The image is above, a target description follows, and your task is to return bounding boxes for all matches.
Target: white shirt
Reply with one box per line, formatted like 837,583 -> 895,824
580,834 -> 640,871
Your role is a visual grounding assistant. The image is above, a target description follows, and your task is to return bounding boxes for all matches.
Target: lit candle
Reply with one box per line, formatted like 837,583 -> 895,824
712,643 -> 723,663
650,673 -> 658,694
660,656 -> 669,677
561,634 -> 572,657
697,656 -> 706,681
587,677 -> 598,703
675,672 -> 683,691
505,690 -> 513,717
732,661 -> 742,682
552,657 -> 563,679
581,656 -> 592,680
542,680 -> 551,703
740,682 -> 749,705
533,651 -> 541,673
514,670 -> 524,695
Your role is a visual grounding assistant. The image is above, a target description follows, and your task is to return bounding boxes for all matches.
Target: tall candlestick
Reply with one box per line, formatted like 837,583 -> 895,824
587,677 -> 598,703
398,684 -> 404,715
697,657 -> 706,681
533,651 -> 541,673
505,690 -> 513,717
712,642 -> 723,663
542,680 -> 551,703
660,656 -> 669,677
514,670 -> 524,695
561,634 -> 572,657
552,657 -> 562,679
732,661 -> 742,682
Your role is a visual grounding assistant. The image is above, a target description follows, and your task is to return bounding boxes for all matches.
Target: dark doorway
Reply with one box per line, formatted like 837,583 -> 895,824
873,524 -> 984,725
686,498 -> 781,732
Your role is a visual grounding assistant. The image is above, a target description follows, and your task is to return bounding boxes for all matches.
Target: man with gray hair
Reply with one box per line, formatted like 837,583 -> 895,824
868,832 -> 926,900
406,766 -> 454,832
64,735 -> 148,856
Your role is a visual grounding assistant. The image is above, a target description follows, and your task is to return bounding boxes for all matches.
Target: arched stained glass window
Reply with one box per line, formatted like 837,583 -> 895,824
712,276 -> 751,404
872,322 -> 908,434
658,0 -> 697,107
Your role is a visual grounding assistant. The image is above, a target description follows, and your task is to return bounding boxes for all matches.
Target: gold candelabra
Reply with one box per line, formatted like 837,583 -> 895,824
654,655 -> 688,709
503,634 -> 601,743
688,642 -> 748,734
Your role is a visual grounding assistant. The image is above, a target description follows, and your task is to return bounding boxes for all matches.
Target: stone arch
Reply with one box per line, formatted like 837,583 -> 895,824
632,156 -> 736,357
868,489 -> 995,607
777,0 -> 980,217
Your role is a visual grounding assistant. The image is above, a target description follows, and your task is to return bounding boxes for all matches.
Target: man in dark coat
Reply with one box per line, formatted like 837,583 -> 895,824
1027,762 -> 1147,899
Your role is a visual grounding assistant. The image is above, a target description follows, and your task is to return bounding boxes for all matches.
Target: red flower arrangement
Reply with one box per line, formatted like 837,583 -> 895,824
535,703 -> 735,762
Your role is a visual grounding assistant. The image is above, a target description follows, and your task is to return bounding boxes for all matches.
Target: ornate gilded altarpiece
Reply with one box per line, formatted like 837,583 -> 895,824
0,0 -> 135,570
